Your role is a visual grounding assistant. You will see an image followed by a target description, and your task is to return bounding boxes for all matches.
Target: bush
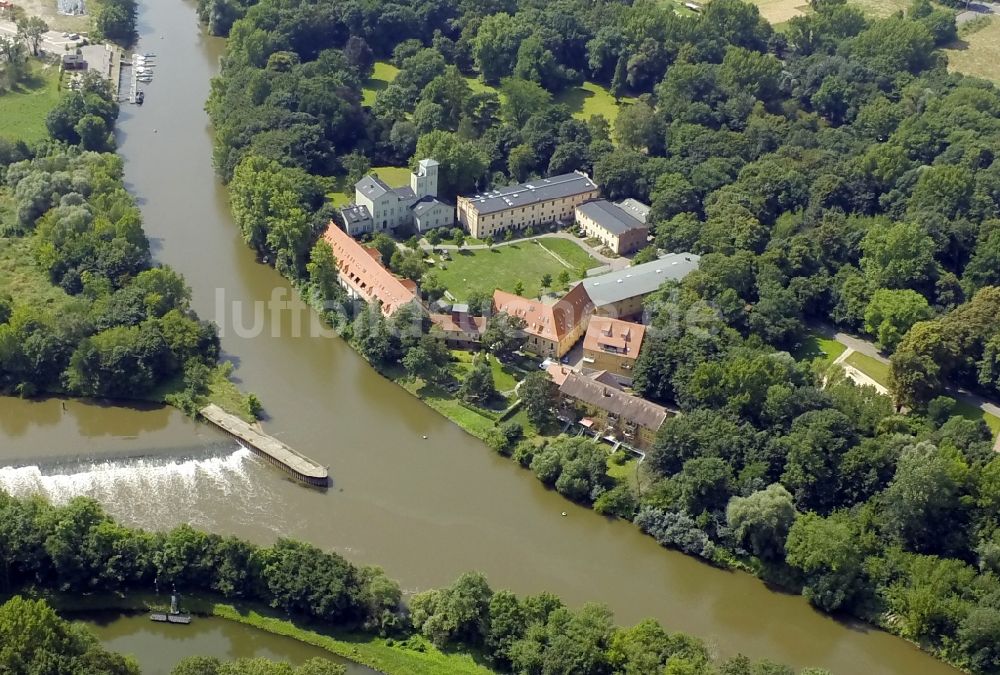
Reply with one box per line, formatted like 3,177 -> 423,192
593,484 -> 639,519
634,507 -> 716,560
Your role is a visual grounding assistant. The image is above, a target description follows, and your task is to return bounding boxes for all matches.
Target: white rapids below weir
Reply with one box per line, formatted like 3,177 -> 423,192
0,447 -> 287,533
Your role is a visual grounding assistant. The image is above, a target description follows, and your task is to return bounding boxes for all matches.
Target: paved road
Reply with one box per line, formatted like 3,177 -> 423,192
956,1 -> 997,25
816,323 -> 1000,444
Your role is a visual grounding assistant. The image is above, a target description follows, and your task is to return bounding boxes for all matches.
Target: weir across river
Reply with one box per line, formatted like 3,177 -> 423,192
198,405 -> 328,487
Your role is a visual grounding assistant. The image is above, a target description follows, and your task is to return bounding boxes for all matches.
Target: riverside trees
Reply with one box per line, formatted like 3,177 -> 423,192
0,491 -> 821,675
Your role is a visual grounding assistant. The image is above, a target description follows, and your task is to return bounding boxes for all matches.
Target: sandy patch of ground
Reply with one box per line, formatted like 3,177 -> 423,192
752,0 -> 811,24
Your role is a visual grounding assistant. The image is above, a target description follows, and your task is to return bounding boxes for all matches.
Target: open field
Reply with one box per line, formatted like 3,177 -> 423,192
554,81 -> 636,126
361,61 -> 400,107
944,16 -> 1000,84
0,62 -> 61,142
750,0 -> 811,25
432,239 -> 598,301
845,351 -> 891,387
793,332 -> 847,369
752,0 -> 917,25
327,165 -> 412,206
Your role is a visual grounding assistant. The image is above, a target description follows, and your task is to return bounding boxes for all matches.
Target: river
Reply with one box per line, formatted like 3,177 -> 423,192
0,1 -> 961,673
82,613 -> 377,675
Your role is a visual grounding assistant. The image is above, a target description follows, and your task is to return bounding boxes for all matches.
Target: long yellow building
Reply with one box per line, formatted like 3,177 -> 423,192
457,172 -> 599,239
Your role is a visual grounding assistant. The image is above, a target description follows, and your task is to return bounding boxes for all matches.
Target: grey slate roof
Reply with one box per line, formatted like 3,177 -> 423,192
412,196 -> 449,216
357,174 -> 391,199
581,253 -> 700,307
559,371 -> 668,431
463,172 -> 597,215
340,204 -> 371,225
577,199 -> 646,236
392,186 -> 416,200
616,198 -> 651,223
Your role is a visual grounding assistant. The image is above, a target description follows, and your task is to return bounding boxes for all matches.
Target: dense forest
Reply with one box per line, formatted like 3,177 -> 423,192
0,73 -> 221,405
203,0 -> 1000,672
0,491 -> 823,675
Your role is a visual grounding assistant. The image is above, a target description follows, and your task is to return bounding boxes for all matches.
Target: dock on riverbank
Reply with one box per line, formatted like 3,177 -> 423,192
199,404 -> 329,487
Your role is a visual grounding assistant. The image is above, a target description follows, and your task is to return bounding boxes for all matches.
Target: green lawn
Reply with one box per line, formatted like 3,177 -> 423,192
554,81 -> 637,127
793,332 -> 847,369
433,239 -> 598,301
361,61 -> 400,107
463,74 -> 499,96
0,62 -> 62,143
327,165 -> 413,207
537,237 -> 602,273
845,351 -> 891,387
952,399 -> 1000,439
0,235 -> 73,310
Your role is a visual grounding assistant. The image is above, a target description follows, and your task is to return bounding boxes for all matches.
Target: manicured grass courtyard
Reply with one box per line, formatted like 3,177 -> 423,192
793,332 -> 847,369
432,238 -> 599,301
361,61 -> 400,107
0,62 -> 62,143
845,351 -> 891,387
537,237 -> 604,272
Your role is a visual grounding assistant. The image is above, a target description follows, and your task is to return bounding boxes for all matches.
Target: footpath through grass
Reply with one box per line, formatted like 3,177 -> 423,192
0,62 -> 62,143
433,238 -> 598,301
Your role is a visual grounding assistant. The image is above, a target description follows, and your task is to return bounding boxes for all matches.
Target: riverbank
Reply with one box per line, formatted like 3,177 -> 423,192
43,592 -> 492,675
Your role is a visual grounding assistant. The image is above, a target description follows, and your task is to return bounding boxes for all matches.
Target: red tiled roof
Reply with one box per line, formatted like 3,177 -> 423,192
429,313 -> 487,335
582,317 -> 646,360
492,284 -> 593,343
322,222 -> 418,316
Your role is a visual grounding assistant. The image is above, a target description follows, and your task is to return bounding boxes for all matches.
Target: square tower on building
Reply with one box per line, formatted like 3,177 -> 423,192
411,158 -> 439,199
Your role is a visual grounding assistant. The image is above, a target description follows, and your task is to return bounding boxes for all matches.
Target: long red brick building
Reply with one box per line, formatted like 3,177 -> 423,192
321,222 -> 418,316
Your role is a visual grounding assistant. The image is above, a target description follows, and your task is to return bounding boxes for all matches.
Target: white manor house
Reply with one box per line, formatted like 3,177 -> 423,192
339,159 -> 455,236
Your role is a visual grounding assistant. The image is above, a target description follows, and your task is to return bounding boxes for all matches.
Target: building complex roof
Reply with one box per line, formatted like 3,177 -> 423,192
615,198 -> 651,223
462,172 -> 598,215
577,199 -> 647,236
322,222 -> 418,316
340,204 -> 371,226
583,317 -> 646,359
493,284 -> 593,343
581,253 -> 700,307
559,371 -> 668,431
412,196 -> 449,216
356,174 -> 392,200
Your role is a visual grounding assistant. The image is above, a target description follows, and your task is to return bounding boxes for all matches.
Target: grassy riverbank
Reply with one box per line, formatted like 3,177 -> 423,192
45,592 -> 494,675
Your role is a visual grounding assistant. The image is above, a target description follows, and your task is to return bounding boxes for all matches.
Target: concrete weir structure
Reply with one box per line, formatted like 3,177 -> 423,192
199,404 -> 329,487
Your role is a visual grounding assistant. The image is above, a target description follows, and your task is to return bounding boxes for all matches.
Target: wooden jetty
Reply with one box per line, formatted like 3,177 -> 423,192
199,404 -> 329,487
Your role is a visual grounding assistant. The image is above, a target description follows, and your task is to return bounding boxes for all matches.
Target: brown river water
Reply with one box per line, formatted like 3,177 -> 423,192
0,1 -> 960,672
